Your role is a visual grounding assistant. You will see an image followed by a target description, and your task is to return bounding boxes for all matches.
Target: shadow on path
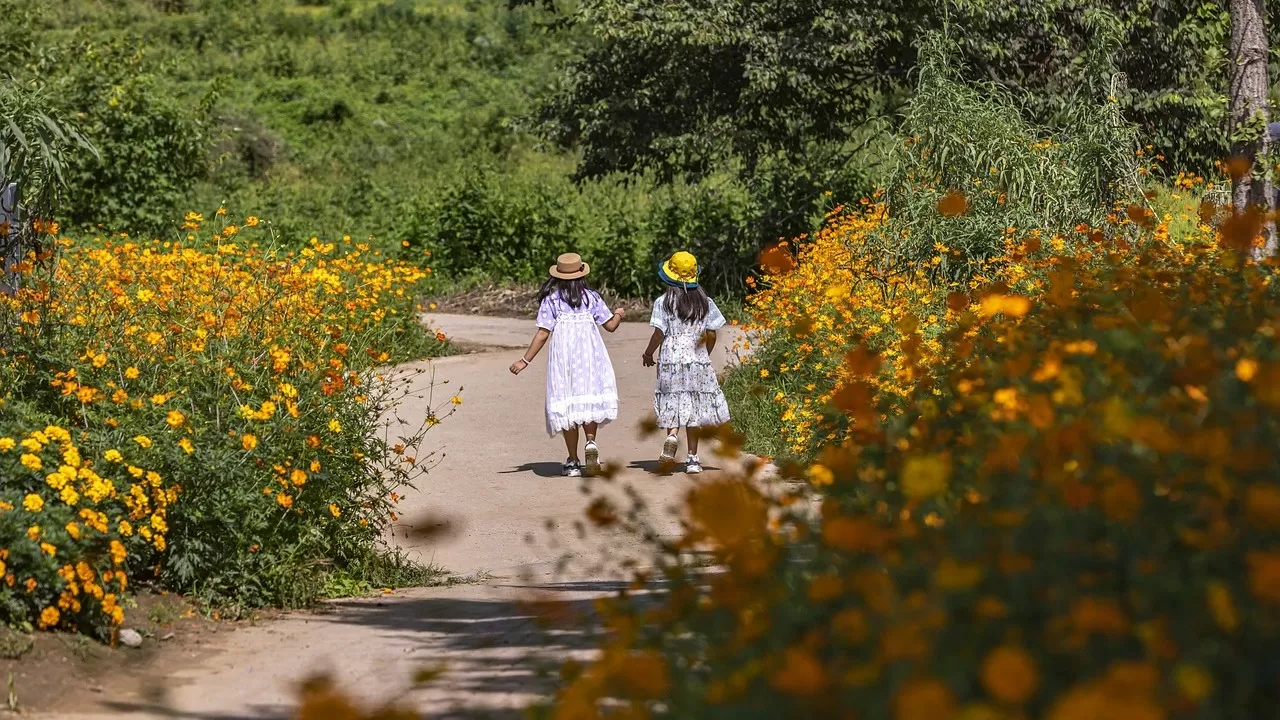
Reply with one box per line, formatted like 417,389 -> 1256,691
626,460 -> 720,475
498,462 -> 565,478
99,701 -> 289,720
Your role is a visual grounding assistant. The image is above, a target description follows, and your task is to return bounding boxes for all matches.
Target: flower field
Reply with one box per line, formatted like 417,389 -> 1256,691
529,185 -> 1280,718
0,212 -> 451,634
731,175 -> 1217,460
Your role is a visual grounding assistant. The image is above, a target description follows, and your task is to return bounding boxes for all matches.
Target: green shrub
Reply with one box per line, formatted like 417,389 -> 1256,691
49,40 -> 211,237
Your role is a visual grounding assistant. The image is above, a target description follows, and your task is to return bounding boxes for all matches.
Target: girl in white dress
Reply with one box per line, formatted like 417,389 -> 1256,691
510,253 -> 625,477
641,251 -> 730,473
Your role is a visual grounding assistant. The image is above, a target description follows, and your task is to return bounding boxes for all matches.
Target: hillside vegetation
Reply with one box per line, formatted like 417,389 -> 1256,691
4,0 -> 776,296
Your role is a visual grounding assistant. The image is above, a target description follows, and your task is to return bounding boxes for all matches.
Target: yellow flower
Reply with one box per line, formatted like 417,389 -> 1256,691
246,216 -> 260,227
276,493 -> 294,509
451,395 -> 463,406
22,494 -> 44,512
150,394 -> 168,406
1236,357 -> 1260,382
166,410 -> 186,428
40,542 -> 56,556
808,464 -> 835,486
20,453 -> 43,471
278,383 -> 298,399
309,460 -> 321,472
124,366 -> 140,380
104,449 -> 123,463
290,469 -> 307,486
241,434 -> 258,451
0,437 -> 14,452
133,435 -> 152,449
900,454 -> 951,499
328,419 -> 342,433
38,606 -> 60,629
65,522 -> 81,540
329,503 -> 341,518
1174,663 -> 1213,703
60,486 -> 79,506
109,540 -> 127,566
178,437 -> 194,454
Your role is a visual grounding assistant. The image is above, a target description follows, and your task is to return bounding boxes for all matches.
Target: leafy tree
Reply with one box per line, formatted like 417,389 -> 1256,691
513,0 -> 1232,235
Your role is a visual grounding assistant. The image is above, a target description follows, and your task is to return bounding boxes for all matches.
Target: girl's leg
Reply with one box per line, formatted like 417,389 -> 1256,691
686,426 -> 700,456
660,427 -> 679,461
563,426 -> 580,461
583,422 -> 600,472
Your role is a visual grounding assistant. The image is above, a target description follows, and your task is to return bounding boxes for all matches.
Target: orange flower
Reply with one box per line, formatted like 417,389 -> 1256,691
1247,551 -> 1280,604
895,677 -> 955,720
980,646 -> 1040,704
769,646 -> 828,696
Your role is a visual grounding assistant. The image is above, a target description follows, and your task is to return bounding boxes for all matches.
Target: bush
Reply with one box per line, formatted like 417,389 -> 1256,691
405,162 -> 764,299
0,211 -> 452,630
49,40 -> 211,238
533,201 -> 1280,719
868,35 -> 1145,286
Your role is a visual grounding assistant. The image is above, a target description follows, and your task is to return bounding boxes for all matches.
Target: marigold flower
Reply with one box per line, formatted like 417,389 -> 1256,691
38,606 -> 59,629
133,435 -> 152,449
22,494 -> 43,512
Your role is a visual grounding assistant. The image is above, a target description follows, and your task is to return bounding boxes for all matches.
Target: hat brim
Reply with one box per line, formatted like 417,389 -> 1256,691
658,261 -> 698,288
549,262 -> 590,280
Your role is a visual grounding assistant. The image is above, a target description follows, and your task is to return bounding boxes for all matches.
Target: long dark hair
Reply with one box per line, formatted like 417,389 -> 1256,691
539,276 -> 596,309
663,285 -> 709,323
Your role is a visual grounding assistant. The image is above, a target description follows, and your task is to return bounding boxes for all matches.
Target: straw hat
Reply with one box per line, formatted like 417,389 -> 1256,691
658,251 -> 699,288
549,252 -> 590,280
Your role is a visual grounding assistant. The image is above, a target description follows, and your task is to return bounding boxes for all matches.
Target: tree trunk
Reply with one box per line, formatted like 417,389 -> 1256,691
1229,0 -> 1276,255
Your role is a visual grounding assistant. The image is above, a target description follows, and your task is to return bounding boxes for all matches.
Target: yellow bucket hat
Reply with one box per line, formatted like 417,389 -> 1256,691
659,251 -> 699,288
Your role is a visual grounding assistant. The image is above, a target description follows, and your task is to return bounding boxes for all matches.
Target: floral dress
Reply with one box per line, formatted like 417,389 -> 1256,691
650,296 -> 731,428
537,291 -> 619,436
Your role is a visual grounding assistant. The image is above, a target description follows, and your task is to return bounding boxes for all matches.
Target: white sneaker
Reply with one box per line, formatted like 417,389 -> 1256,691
686,454 -> 703,474
660,434 -> 678,462
584,441 -> 600,475
563,459 -> 582,478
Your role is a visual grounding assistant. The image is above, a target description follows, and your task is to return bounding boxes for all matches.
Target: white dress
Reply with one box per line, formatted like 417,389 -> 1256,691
650,295 -> 731,428
537,291 -> 619,436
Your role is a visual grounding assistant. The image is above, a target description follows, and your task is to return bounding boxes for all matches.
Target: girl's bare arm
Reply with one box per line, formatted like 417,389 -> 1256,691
510,328 -> 551,375
641,328 -> 664,366
602,308 -> 626,332
703,329 -> 717,354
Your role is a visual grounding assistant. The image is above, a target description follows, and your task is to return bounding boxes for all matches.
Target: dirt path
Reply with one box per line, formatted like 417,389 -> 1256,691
38,314 -> 746,719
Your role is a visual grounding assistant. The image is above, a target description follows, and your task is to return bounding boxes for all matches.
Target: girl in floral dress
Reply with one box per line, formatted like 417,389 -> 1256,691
641,251 -> 730,473
510,253 -> 625,477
